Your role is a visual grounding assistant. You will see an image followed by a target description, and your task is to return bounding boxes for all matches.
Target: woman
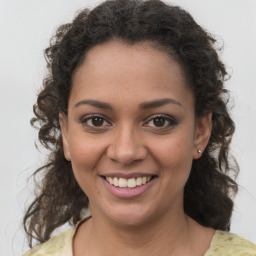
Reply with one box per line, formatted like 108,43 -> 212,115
23,0 -> 256,255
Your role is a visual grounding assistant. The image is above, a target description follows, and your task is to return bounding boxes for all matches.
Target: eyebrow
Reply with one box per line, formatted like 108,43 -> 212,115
73,98 -> 182,110
139,98 -> 182,109
73,99 -> 113,110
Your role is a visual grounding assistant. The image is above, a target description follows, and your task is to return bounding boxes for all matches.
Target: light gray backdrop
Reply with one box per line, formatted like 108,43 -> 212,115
0,0 -> 255,255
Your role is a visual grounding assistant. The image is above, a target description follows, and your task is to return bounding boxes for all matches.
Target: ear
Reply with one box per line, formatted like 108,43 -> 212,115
59,112 -> 71,161
193,112 -> 212,159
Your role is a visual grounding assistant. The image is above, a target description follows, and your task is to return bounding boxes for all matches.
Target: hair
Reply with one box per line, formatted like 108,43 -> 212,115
24,0 -> 239,247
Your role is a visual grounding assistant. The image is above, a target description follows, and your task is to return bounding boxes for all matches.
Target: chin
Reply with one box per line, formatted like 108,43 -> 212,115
102,203 -> 159,228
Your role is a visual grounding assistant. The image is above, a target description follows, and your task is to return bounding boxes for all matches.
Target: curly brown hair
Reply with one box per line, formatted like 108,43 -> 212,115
23,0 -> 239,247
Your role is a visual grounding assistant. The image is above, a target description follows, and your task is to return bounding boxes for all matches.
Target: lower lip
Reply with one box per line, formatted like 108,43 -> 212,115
102,178 -> 156,198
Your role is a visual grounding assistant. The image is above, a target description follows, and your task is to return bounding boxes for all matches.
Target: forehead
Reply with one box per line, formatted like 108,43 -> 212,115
74,40 -> 186,82
70,40 -> 193,109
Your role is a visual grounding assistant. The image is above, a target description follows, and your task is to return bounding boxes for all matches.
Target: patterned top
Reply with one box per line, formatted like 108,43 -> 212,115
23,228 -> 256,256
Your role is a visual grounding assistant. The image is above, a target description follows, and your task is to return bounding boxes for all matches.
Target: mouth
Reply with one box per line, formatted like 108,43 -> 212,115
101,175 -> 157,189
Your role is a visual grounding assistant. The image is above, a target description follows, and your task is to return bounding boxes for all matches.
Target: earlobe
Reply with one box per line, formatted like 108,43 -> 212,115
193,112 -> 212,159
59,112 -> 71,161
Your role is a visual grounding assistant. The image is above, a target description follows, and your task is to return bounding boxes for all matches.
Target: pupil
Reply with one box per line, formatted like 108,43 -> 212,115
92,117 -> 103,126
153,117 -> 165,127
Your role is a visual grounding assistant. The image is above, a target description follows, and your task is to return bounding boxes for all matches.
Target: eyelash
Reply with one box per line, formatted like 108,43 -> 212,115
80,114 -> 177,130
80,114 -> 111,129
143,114 -> 177,129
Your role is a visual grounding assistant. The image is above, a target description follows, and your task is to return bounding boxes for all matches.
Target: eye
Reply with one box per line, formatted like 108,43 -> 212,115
144,115 -> 177,129
81,115 -> 111,128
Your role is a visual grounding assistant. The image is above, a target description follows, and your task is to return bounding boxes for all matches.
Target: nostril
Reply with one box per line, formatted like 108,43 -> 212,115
106,131 -> 147,162
107,143 -> 147,166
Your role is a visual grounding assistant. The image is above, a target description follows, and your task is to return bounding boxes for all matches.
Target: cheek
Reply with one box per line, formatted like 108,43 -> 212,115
151,132 -> 195,175
70,143 -> 97,170
69,131 -> 106,168
68,135 -> 107,193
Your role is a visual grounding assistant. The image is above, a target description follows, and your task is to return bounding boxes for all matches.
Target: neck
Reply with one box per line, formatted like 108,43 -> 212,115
75,209 -> 194,256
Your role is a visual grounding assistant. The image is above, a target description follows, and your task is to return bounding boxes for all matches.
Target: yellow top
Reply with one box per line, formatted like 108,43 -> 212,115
23,229 -> 256,256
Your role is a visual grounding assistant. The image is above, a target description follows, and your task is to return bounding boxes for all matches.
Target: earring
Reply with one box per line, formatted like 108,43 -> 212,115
197,149 -> 202,154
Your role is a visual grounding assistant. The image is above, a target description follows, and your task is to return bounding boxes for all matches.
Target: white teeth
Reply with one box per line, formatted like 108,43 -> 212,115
106,177 -> 114,184
113,177 -> 119,186
136,177 -> 142,186
127,178 -> 136,188
105,176 -> 153,188
119,178 -> 127,188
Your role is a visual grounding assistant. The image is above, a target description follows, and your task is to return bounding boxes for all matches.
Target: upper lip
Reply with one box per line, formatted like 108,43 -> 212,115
100,172 -> 157,179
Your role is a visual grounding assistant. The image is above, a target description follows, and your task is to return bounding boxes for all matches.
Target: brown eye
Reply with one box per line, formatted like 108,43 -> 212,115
81,115 -> 111,128
144,114 -> 177,129
91,117 -> 104,126
153,117 -> 166,127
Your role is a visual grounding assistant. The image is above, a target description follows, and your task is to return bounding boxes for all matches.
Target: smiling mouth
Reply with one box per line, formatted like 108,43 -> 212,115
102,176 -> 157,189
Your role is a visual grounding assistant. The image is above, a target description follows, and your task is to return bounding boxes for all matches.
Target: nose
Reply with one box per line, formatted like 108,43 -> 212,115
107,124 -> 147,166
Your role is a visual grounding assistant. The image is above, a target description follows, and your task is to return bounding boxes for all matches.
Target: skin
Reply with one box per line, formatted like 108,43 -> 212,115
60,40 -> 214,256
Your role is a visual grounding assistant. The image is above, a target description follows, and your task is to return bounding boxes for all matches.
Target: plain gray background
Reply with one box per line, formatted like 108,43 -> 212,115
0,0 -> 255,255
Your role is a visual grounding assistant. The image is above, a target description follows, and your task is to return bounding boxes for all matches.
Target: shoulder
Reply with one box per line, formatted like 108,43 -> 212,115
22,229 -> 75,256
205,230 -> 256,256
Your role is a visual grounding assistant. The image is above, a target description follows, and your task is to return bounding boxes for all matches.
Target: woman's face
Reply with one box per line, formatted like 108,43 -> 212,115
60,40 -> 211,226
